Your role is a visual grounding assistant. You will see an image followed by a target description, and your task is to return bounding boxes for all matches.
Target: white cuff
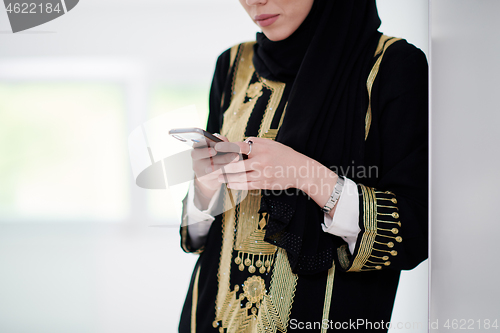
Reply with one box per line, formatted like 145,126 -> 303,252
186,180 -> 221,248
322,178 -> 361,255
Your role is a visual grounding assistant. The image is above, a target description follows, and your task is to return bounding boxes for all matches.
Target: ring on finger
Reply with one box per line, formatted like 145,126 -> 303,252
244,139 -> 253,156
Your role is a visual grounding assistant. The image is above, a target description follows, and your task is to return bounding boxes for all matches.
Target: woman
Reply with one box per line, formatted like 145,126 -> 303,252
179,0 -> 428,332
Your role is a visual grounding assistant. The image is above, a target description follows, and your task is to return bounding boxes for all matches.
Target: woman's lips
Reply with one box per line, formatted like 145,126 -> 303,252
254,14 -> 279,27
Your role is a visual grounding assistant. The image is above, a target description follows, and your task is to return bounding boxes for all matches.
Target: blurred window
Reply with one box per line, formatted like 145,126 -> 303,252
0,82 -> 129,221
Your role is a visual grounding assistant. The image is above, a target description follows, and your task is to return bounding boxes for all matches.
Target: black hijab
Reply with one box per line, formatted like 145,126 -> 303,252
254,0 -> 382,274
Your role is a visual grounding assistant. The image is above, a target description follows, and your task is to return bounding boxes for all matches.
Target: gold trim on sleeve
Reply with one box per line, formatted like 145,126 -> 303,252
348,185 -> 378,272
365,35 -> 402,140
348,187 -> 402,272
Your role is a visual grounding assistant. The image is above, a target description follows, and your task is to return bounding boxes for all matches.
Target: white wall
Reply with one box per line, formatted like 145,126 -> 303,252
431,0 -> 500,329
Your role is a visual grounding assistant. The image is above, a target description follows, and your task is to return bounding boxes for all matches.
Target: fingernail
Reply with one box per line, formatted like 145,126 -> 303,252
209,148 -> 216,156
205,167 -> 212,173
218,175 -> 224,182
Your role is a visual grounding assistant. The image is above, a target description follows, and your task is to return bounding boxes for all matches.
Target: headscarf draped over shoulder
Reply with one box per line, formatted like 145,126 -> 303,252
253,0 -> 382,274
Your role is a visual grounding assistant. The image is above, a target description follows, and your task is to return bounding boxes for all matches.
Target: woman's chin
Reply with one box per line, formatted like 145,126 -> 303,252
261,29 -> 292,42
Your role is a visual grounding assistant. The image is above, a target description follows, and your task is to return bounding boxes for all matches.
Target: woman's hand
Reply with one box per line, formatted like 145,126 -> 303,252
191,134 -> 239,209
213,137 -> 340,216
213,137 -> 302,191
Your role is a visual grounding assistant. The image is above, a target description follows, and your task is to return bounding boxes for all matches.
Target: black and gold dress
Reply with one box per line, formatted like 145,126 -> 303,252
179,2 -> 427,332
179,30 -> 428,332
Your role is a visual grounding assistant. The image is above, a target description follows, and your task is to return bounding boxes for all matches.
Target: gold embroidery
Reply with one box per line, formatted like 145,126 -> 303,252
243,276 -> 266,304
261,129 -> 278,139
257,79 -> 286,138
365,35 -> 402,140
261,102 -> 288,139
378,197 -> 398,204
234,222 -> 276,275
191,265 -> 201,333
376,190 -> 395,195
377,219 -> 402,227
222,43 -> 259,143
337,244 -> 351,270
371,255 -> 390,260
348,185 -> 377,272
235,194 -> 264,249
215,188 -> 240,320
247,81 -> 263,99
215,42 -> 295,333
180,223 -> 189,252
378,234 -> 402,242
256,249 -> 298,333
348,188 -> 401,271
278,102 -> 288,129
377,204 -> 399,210
230,72 -> 285,296
321,262 -> 335,333
373,248 -> 398,256
349,185 -> 403,271
233,43 -> 255,104
378,211 -> 400,219
377,227 -> 399,234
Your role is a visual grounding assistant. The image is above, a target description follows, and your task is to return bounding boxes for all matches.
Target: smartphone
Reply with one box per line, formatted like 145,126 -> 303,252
169,127 -> 222,148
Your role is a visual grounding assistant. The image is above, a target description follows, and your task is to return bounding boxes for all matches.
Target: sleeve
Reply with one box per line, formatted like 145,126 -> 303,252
185,181 -> 222,249
322,178 -> 361,255
335,41 -> 428,272
180,48 -> 232,253
206,48 -> 232,134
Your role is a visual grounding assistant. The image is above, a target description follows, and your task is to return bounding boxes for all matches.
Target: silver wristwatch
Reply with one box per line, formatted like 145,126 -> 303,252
322,175 -> 345,214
